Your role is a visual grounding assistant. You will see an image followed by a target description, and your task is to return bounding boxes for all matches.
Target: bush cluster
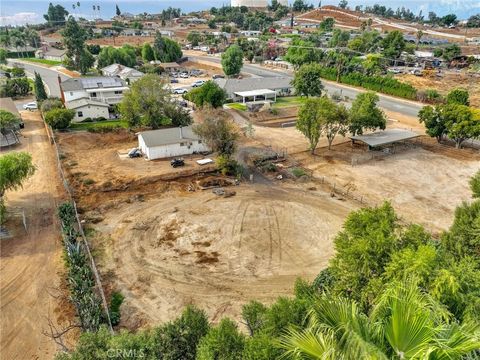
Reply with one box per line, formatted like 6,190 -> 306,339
57,202 -> 105,332
315,66 -> 418,100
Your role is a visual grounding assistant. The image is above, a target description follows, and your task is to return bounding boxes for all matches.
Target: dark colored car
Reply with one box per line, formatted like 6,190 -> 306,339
128,148 -> 142,158
170,79 -> 179,83
212,74 -> 224,79
170,158 -> 185,168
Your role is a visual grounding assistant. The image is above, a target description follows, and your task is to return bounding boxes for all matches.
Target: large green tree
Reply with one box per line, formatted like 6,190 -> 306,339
153,34 -> 182,63
62,17 -> 93,74
44,3 -> 69,26
418,105 -> 446,143
442,103 -> 480,149
97,45 -> 137,68
221,45 -> 243,77
141,43 -> 155,62
34,72 -> 48,102
349,92 -> 386,135
381,30 -> 406,59
185,81 -> 226,108
296,97 -> 323,154
291,63 -> 325,97
192,112 -> 238,157
0,152 -> 35,223
118,74 -> 191,129
196,318 -> 245,360
470,170 -> 480,198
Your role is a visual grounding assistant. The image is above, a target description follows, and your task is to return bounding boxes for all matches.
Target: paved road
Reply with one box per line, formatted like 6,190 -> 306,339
189,55 -> 423,118
7,60 -> 70,98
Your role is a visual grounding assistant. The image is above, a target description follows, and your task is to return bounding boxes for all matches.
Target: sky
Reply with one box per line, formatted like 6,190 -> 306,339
1,0 -> 479,26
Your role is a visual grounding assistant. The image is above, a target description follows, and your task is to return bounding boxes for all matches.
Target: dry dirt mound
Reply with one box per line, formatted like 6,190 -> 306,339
92,185 -> 356,328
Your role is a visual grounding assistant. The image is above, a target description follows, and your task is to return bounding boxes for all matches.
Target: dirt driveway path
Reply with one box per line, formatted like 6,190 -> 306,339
1,110 -> 66,359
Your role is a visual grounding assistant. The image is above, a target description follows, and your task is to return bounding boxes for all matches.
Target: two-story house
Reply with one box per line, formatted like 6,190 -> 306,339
60,77 -> 129,122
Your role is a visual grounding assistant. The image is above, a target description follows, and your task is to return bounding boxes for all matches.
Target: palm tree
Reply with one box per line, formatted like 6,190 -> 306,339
10,30 -> 26,58
280,281 -> 480,359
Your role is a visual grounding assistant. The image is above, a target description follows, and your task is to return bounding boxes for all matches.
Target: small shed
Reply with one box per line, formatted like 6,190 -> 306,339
138,126 -> 209,160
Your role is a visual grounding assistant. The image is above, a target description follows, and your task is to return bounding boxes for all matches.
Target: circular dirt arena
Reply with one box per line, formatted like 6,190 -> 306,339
92,184 -> 357,328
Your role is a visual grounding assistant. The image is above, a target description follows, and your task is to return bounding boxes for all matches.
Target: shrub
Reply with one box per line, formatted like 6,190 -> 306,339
40,98 -> 64,113
81,117 -> 93,123
94,116 -> 107,122
216,155 -> 242,176
109,291 -> 124,326
291,167 -> 306,177
44,108 -> 75,129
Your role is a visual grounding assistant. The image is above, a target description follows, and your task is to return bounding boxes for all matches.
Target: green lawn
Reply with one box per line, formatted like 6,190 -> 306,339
69,120 -> 129,131
23,58 -> 63,66
272,96 -> 307,109
227,103 -> 247,111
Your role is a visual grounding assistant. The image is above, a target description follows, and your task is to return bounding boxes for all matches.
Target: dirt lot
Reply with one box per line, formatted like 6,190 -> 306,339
0,110 -> 73,359
90,183 -> 357,329
396,72 -> 480,108
294,138 -> 480,233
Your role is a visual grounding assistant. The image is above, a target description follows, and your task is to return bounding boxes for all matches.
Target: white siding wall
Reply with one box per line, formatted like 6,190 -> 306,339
139,137 -> 209,160
45,54 -> 66,62
72,105 -> 110,122
64,90 -> 89,103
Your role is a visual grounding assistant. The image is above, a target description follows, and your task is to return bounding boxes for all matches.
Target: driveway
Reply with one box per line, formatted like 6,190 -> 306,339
0,109 -> 67,359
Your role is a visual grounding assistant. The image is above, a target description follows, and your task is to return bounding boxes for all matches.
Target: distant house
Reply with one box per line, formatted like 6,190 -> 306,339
157,61 -> 181,72
240,30 -> 261,37
122,29 -> 139,36
159,30 -> 174,37
101,63 -> 144,83
65,98 -> 110,122
138,126 -> 209,160
35,47 -> 67,62
214,76 -> 293,102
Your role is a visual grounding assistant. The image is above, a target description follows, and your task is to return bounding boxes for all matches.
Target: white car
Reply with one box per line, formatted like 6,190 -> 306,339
179,72 -> 189,78
23,102 -> 38,111
191,80 -> 206,88
173,88 -> 188,94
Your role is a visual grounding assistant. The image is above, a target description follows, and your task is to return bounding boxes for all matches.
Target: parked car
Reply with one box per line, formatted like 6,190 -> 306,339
170,78 -> 179,83
170,158 -> 185,168
388,68 -> 401,74
173,88 -> 188,94
191,80 -> 206,87
23,102 -> 38,111
190,69 -> 202,77
128,148 -> 142,158
212,74 -> 224,79
179,72 -> 189,78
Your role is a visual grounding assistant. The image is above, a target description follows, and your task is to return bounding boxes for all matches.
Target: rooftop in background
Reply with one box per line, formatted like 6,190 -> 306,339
138,126 -> 200,147
350,129 -> 421,148
60,77 -> 127,92
215,76 -> 292,94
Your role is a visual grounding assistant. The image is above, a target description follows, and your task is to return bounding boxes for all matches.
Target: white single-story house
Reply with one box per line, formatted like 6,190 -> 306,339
214,76 -> 293,102
65,98 -> 110,122
138,126 -> 209,160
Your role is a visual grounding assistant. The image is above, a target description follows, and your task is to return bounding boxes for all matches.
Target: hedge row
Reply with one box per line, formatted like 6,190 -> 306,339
58,202 -> 104,332
316,66 -> 418,100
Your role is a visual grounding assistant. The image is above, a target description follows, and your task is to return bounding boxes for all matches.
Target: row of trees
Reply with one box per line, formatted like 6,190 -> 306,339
296,90 -> 386,152
55,172 -> 480,359
419,89 -> 480,148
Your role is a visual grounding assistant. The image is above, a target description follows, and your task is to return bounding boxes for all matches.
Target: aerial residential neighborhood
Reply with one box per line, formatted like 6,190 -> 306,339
0,0 -> 480,359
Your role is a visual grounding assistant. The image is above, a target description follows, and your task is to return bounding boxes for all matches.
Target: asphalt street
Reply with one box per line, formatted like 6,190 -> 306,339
189,55 -> 423,118
10,57 -> 423,118
7,60 -> 70,98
